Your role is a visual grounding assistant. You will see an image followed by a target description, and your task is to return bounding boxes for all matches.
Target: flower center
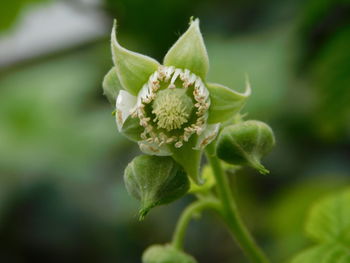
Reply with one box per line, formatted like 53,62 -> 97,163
152,88 -> 194,131
133,66 -> 210,149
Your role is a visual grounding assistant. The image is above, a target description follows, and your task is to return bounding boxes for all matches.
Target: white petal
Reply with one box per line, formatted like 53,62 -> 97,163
188,73 -> 197,85
148,71 -> 159,85
193,123 -> 220,150
136,83 -> 152,107
138,141 -> 172,156
200,82 -> 210,100
164,66 -> 175,81
115,90 -> 137,131
170,68 -> 182,84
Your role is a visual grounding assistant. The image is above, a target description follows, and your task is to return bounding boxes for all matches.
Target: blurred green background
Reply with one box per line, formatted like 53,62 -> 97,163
0,0 -> 349,262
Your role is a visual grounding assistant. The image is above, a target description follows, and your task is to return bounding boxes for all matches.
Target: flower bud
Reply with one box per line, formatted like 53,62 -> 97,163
142,244 -> 197,263
124,155 -> 190,220
216,120 -> 275,174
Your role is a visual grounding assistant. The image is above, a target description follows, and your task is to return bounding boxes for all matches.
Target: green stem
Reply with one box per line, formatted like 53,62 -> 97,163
171,198 -> 221,250
205,143 -> 270,263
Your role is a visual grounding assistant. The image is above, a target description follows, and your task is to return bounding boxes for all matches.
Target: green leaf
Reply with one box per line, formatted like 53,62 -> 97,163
111,20 -> 160,95
163,18 -> 209,80
171,137 -> 202,184
291,244 -> 350,263
207,82 -> 250,124
291,188 -> 350,263
121,115 -> 144,142
306,189 -> 350,244
102,67 -> 122,104
266,176 -> 349,259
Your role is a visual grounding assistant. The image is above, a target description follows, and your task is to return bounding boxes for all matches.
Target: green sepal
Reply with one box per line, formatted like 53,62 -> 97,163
216,120 -> 275,174
111,20 -> 160,95
171,137 -> 202,184
142,244 -> 197,263
102,67 -> 122,104
124,155 -> 189,220
207,81 -> 250,124
163,18 -> 209,80
121,115 -> 144,142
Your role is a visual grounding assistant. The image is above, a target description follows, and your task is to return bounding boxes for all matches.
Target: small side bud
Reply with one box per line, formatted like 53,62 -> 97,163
216,120 -> 275,174
142,244 -> 197,263
124,155 -> 190,220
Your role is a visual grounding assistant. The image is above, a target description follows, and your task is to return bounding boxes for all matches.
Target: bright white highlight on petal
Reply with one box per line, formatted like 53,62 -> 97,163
194,123 -> 220,150
136,84 -> 152,107
115,90 -> 137,131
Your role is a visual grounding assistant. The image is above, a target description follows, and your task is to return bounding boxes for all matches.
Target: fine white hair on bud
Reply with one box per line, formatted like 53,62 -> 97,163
132,66 -> 210,151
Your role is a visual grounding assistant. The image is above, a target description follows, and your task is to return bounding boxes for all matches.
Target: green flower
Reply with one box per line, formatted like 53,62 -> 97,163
103,18 -> 250,183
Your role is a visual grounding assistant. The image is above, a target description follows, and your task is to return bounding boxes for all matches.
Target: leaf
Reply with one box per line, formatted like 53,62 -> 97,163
291,244 -> 350,263
306,189 -> 350,244
111,20 -> 160,95
163,18 -> 209,80
266,176 -> 349,260
291,188 -> 350,263
207,82 -> 250,124
102,67 -> 122,104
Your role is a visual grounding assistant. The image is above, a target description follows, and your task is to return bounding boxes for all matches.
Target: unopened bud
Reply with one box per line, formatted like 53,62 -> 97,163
124,155 -> 190,220
216,120 -> 275,174
142,244 -> 197,263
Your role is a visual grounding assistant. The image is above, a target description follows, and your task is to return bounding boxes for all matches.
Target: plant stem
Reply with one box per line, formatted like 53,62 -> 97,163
205,144 -> 270,263
171,198 -> 221,250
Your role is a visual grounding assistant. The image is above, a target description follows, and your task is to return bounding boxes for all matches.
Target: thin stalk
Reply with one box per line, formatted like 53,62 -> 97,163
205,143 -> 269,263
171,198 -> 221,250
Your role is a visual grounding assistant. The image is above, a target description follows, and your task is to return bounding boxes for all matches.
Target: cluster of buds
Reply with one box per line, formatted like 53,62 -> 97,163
102,17 -> 274,219
102,17 -> 275,263
103,18 -> 251,183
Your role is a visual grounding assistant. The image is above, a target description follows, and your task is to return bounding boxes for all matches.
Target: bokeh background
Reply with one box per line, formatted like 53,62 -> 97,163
0,0 -> 349,262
